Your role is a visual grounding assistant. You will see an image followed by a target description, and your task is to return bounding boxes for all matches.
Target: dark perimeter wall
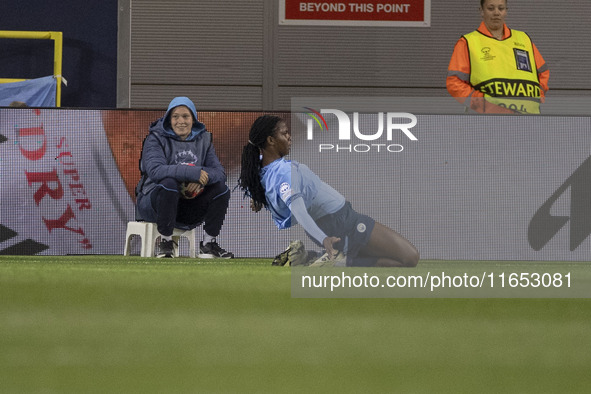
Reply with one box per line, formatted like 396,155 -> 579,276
0,0 -> 118,107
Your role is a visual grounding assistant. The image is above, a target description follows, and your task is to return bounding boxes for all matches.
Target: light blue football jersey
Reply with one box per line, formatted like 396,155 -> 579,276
260,158 -> 345,229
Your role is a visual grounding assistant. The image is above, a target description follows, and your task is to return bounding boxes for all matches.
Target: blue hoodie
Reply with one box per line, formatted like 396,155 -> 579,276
135,97 -> 226,202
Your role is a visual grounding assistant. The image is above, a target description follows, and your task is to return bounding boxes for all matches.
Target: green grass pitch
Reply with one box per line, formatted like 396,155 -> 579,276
1,256 -> 590,393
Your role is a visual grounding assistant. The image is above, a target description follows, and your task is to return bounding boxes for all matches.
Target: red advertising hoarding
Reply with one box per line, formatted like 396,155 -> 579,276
280,0 -> 430,26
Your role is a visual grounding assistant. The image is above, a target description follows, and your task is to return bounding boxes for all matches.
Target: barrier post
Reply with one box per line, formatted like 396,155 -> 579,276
0,30 -> 64,106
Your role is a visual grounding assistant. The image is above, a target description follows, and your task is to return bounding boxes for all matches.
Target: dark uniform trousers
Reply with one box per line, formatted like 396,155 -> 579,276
149,177 -> 230,237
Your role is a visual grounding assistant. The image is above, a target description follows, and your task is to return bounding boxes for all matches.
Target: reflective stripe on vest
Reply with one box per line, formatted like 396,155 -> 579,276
464,29 -> 541,114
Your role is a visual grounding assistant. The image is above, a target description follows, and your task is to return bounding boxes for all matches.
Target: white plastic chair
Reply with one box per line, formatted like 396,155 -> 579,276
123,221 -> 196,257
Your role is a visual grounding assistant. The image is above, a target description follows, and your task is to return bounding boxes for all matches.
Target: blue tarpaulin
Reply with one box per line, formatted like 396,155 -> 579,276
0,76 -> 57,107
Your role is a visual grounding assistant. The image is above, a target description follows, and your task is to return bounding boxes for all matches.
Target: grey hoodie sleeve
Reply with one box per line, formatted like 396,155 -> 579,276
200,142 -> 226,185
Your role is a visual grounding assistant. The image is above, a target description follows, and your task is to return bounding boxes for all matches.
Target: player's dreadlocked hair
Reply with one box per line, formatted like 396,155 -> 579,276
238,115 -> 284,208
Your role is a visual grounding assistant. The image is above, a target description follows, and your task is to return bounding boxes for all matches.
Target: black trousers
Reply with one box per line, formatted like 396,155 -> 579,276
150,178 -> 230,237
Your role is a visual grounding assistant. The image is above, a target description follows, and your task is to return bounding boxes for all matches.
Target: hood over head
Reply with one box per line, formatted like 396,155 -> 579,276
153,96 -> 206,140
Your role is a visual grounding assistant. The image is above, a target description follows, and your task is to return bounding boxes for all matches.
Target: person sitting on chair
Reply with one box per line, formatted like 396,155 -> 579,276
135,96 -> 234,258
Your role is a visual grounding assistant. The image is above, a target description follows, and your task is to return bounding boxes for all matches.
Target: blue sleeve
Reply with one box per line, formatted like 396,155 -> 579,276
289,196 -> 327,245
201,142 -> 226,185
273,161 -> 293,206
263,160 -> 294,229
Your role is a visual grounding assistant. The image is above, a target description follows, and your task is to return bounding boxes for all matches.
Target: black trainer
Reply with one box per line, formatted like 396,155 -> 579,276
157,239 -> 177,258
198,239 -> 234,259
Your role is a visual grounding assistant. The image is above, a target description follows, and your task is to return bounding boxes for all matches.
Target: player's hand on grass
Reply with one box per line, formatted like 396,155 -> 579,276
323,236 -> 341,259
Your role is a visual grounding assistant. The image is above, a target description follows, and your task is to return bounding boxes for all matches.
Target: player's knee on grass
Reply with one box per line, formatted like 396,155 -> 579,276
370,223 -> 419,267
399,245 -> 420,267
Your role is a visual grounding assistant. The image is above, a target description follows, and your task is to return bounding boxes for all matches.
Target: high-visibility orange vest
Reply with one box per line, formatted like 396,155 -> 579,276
464,29 -> 541,114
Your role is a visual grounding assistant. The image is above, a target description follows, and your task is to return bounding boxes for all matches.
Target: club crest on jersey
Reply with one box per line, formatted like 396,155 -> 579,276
514,49 -> 532,72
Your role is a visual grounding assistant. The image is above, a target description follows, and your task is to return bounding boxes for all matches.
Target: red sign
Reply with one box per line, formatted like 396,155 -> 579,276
280,0 -> 430,26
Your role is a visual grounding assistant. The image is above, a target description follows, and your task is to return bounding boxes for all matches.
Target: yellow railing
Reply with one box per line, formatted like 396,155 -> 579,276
0,30 -> 63,107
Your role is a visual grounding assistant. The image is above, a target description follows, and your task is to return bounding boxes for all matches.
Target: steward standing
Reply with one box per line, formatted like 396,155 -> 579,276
446,0 -> 549,114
